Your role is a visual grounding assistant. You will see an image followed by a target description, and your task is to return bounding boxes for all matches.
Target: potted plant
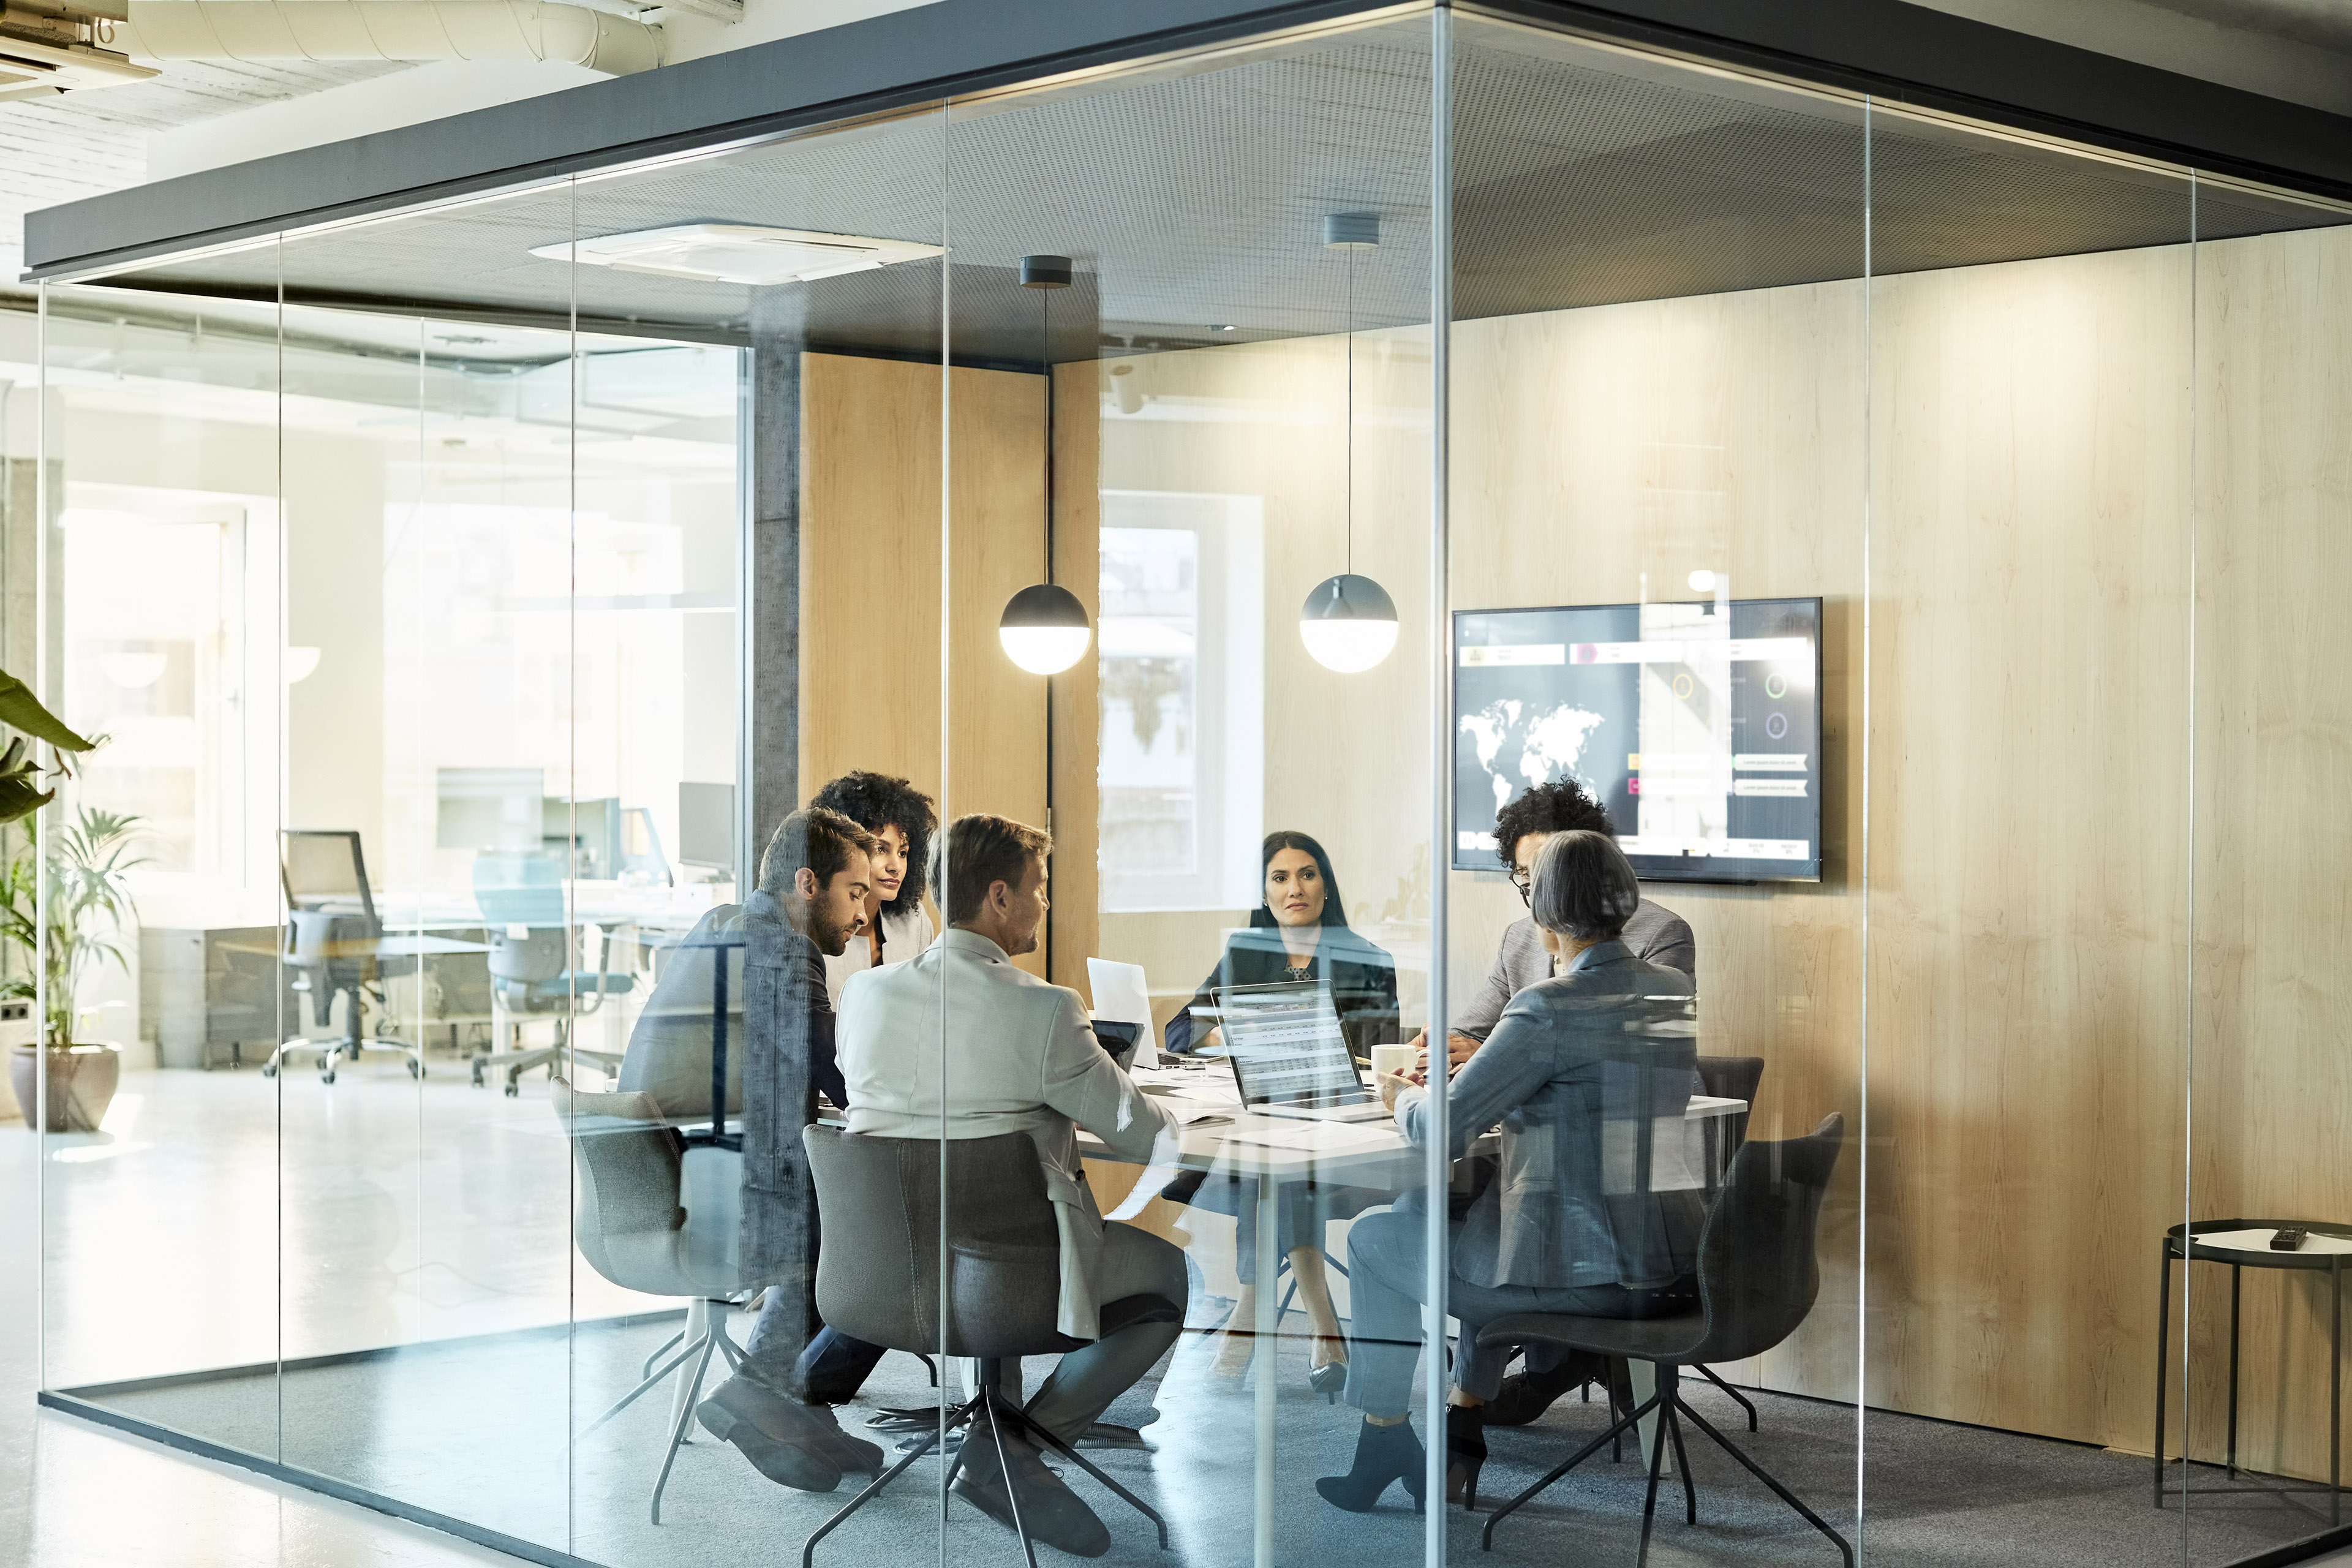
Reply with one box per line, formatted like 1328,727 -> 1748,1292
2,809 -> 147,1132
0,669 -> 106,1131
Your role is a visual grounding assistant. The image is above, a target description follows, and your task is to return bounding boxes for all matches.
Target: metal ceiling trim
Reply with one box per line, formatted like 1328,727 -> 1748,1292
24,0 -> 2352,283
21,0 -> 1389,282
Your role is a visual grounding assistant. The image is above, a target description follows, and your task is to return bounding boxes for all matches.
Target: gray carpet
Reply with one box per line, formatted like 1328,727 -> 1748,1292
67,1310 -> 2337,1568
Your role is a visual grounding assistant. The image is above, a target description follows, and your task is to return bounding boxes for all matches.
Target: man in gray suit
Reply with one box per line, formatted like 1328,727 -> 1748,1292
1410,777 -> 1697,1425
836,813 -> 1188,1558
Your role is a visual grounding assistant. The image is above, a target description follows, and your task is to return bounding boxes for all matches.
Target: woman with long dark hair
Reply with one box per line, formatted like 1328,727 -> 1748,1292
1165,831 -> 1399,1390
809,771 -> 938,1010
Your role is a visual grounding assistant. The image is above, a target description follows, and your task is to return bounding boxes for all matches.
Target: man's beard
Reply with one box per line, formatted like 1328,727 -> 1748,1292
809,904 -> 856,957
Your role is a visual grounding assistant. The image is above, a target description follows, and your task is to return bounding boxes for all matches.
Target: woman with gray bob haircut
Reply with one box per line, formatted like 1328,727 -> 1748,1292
1314,831 -> 1702,1517
1529,828 -> 1643,944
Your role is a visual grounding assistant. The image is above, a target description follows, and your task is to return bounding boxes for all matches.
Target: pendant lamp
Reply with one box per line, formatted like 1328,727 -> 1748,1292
998,254 -> 1093,676
1300,213 -> 1398,674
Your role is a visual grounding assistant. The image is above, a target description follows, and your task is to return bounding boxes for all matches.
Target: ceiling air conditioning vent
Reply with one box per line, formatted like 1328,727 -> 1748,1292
530,224 -> 944,286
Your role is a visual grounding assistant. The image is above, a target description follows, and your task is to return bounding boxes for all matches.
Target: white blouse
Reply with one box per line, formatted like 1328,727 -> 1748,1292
823,903 -> 935,1011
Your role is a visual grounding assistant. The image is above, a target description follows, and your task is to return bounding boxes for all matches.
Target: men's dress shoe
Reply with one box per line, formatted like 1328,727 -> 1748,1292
696,1377 -> 842,1493
951,1422 -> 1112,1558
801,1401 -> 886,1474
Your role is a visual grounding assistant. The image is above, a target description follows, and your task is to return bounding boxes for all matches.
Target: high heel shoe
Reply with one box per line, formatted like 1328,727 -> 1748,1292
1446,1403 -> 1488,1510
1306,1338 -> 1349,1398
1315,1417 -> 1427,1515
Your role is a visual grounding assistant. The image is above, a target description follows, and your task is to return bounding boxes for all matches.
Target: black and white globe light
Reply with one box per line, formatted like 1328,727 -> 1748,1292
999,581 -> 1093,675
1298,212 -> 1399,674
997,254 -> 1095,676
1298,572 -> 1400,674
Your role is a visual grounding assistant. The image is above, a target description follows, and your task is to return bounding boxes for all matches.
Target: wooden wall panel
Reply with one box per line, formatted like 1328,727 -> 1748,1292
1865,247 -> 2193,1449
2187,225 -> 2352,1483
799,352 -> 1052,977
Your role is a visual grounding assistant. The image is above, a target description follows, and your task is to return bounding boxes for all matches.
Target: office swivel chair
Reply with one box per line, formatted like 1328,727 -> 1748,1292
799,1126 -> 1177,1568
472,851 -> 635,1096
1477,1114 -> 1852,1567
263,830 -> 422,1085
553,1077 -> 748,1524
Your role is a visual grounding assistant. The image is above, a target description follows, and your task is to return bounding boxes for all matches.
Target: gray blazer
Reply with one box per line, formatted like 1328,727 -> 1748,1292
837,928 -> 1176,1340
1452,898 -> 1695,1041
1396,940 -> 1703,1292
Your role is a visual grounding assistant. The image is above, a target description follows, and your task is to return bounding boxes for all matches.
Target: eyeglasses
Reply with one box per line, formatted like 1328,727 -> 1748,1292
1509,869 -> 1533,907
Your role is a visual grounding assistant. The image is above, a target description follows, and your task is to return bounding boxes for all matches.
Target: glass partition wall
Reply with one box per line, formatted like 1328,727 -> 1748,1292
23,7 -> 2352,1567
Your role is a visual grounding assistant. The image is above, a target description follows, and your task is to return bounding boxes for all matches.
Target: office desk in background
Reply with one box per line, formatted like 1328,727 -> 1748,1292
138,887 -> 722,1071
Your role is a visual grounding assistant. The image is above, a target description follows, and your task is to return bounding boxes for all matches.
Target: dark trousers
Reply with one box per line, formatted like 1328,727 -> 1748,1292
741,1289 -> 888,1404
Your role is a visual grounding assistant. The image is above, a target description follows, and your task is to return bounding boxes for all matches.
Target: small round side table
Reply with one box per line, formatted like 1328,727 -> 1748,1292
2154,1218 -> 2352,1524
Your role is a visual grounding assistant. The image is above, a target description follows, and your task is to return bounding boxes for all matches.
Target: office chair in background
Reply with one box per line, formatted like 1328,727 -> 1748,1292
263,830 -> 423,1085
472,851 -> 635,1096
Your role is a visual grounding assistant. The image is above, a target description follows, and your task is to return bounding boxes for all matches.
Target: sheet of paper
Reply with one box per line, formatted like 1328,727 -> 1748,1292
1088,958 -> 1158,1068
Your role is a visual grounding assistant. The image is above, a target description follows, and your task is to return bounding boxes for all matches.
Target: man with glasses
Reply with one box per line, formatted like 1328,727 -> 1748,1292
1403,776 -> 1695,1425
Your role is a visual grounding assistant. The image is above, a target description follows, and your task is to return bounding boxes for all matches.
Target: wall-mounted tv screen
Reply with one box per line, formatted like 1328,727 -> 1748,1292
1453,596 -> 1823,883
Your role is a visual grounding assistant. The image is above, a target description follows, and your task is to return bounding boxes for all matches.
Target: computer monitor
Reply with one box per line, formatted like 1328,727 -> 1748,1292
543,796 -> 620,879
437,767 -> 545,852
677,782 -> 735,871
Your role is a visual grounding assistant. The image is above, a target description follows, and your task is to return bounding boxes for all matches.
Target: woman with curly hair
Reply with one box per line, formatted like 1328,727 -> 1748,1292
809,771 -> 939,1009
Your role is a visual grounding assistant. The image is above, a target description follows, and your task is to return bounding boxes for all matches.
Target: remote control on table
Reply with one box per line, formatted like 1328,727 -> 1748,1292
2272,1225 -> 2310,1251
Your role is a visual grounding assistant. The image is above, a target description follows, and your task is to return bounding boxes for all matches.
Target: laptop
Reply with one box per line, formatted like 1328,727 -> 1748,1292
1215,981 -> 1395,1123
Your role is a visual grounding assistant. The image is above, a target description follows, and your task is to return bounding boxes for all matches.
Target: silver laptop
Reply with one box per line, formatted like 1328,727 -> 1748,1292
1216,982 -> 1394,1123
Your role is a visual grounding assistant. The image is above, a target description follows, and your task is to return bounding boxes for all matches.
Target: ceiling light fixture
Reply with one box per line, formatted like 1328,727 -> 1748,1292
530,224 -> 944,287
999,254 -> 1093,676
1300,211 -> 1399,674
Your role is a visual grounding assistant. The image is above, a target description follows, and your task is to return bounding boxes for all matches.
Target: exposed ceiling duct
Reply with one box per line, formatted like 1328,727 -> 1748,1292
115,1 -> 663,75
0,0 -> 154,102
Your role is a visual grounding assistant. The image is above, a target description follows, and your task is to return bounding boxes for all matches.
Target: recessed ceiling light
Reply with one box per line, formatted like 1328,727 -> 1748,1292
530,224 -> 944,287
1209,323 -> 1236,332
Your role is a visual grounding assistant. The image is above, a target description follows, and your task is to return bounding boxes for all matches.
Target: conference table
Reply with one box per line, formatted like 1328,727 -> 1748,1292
1080,1058 -> 1748,1568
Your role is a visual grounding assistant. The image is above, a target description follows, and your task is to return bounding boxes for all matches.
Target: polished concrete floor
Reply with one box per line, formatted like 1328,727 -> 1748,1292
7,1060 -> 2351,1567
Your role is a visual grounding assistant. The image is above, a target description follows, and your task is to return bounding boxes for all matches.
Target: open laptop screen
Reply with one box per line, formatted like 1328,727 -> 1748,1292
1215,982 -> 1364,1106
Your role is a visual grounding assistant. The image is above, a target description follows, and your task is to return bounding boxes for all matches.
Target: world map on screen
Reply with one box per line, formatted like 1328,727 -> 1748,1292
1458,698 -> 1607,818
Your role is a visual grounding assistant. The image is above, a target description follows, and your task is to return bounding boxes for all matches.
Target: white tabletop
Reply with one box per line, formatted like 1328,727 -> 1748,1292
1080,1063 -> 1746,1185
2192,1227 -> 2352,1257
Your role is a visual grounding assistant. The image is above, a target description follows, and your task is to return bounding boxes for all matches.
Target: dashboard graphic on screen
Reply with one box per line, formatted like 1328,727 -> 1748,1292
1452,597 -> 1822,883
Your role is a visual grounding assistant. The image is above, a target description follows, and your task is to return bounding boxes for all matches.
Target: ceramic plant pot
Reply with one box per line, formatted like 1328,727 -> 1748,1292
9,1042 -> 121,1133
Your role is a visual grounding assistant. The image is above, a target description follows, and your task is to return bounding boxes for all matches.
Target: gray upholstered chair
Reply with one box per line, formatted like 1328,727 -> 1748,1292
1477,1112 -> 1851,1568
797,1125 -> 1177,1567
552,1077 -> 747,1525
1690,1054 -> 1768,1431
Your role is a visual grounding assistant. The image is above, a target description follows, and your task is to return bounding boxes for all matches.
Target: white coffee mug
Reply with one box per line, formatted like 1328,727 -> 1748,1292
1370,1042 -> 1415,1080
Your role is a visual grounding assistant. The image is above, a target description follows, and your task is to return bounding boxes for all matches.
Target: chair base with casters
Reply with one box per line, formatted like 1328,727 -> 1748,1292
262,980 -> 424,1084
1476,1112 -> 1852,1567
801,1342 -> 1172,1568
576,1295 -> 743,1525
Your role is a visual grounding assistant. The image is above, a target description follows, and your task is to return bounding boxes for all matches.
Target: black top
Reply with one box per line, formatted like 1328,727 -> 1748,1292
1164,924 -> 1400,1063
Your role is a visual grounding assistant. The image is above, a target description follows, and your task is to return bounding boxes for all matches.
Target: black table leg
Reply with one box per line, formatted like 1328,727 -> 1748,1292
2229,1263 -> 2242,1479
2155,1241 -> 2173,1507
2332,1255 -> 2342,1527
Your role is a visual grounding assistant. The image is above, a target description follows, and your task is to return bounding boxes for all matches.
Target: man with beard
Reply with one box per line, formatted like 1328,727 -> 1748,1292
693,806 -> 890,1492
